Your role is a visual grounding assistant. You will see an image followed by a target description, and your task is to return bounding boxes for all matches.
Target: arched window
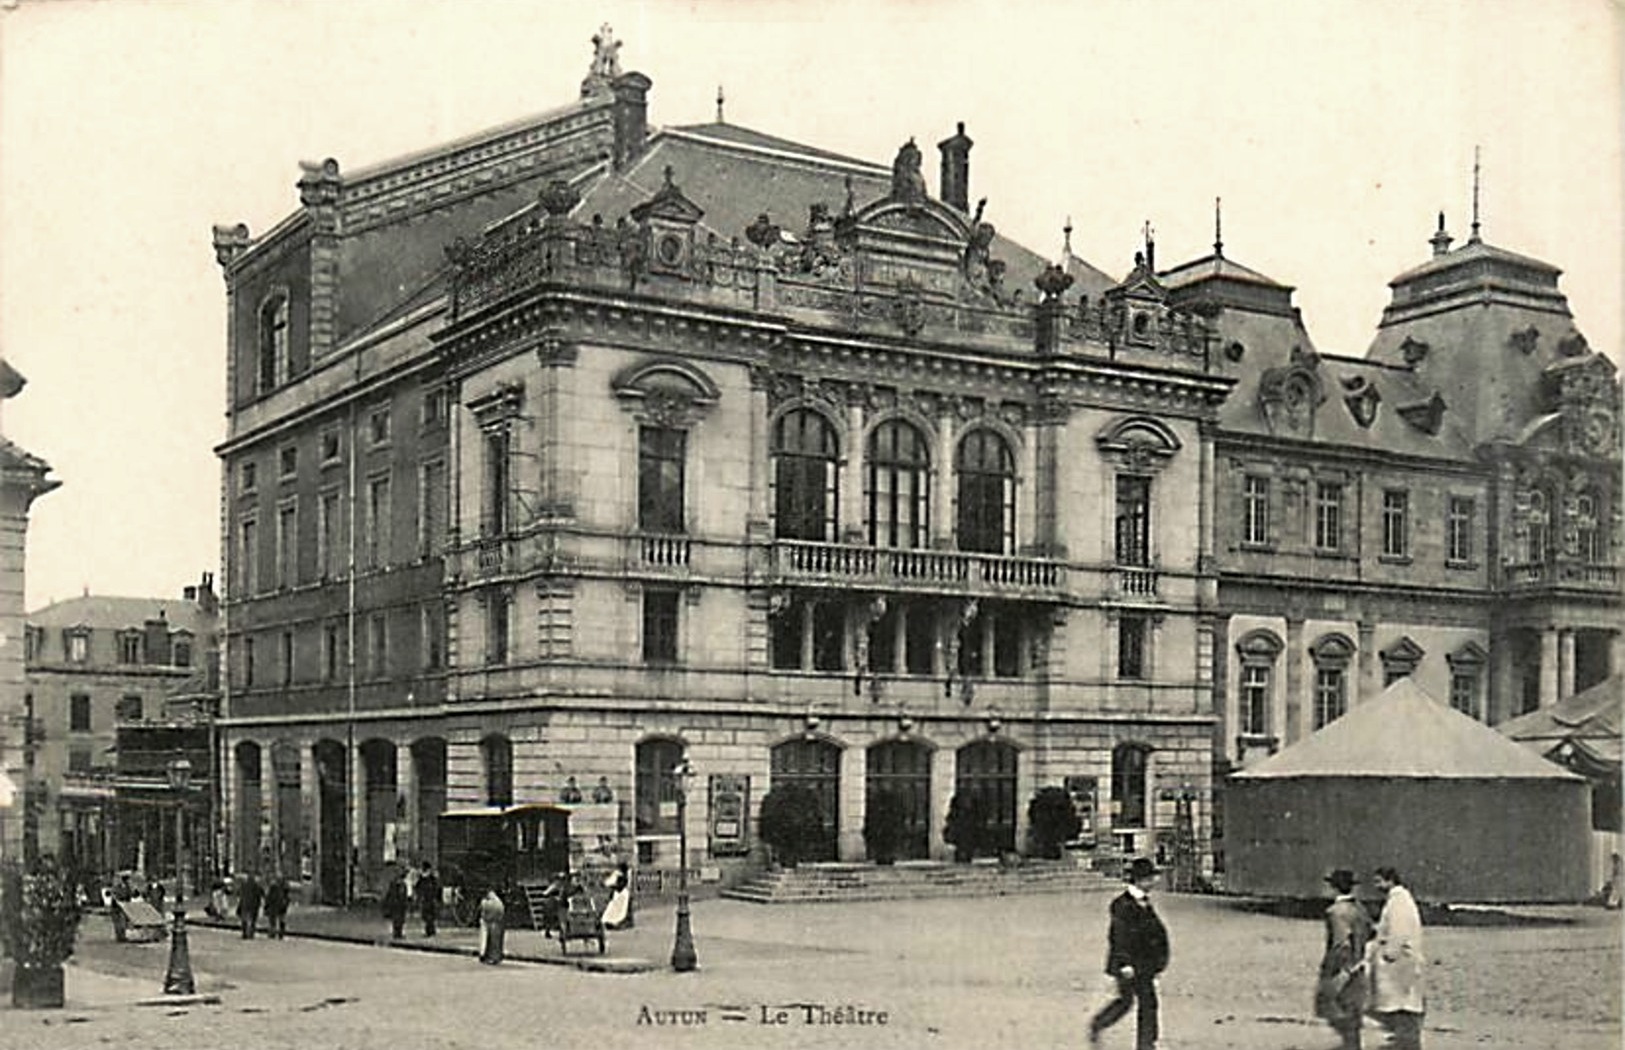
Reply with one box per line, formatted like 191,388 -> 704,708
773,409 -> 839,541
956,429 -> 1015,554
866,419 -> 930,549
1575,491 -> 1602,563
481,733 -> 513,807
258,295 -> 289,394
1111,743 -> 1150,829
635,738 -> 686,836
770,738 -> 841,862
1310,633 -> 1356,729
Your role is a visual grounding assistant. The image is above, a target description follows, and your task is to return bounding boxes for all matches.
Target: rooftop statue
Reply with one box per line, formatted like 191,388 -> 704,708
890,138 -> 928,202
591,24 -> 622,79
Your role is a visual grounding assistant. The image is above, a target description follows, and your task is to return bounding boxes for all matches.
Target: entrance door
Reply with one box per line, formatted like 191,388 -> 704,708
955,740 -> 1018,855
770,739 -> 841,862
866,740 -> 932,860
315,740 -> 348,904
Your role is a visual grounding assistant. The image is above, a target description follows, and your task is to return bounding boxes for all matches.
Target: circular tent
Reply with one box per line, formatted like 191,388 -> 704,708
1225,678 -> 1590,902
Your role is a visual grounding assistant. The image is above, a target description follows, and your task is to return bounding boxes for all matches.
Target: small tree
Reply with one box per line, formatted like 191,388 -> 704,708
1027,786 -> 1082,860
863,790 -> 908,865
757,785 -> 824,868
943,792 -> 989,863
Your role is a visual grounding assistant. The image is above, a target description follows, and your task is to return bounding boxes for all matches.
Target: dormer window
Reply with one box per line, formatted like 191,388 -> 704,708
64,627 -> 90,664
117,630 -> 143,665
258,293 -> 289,394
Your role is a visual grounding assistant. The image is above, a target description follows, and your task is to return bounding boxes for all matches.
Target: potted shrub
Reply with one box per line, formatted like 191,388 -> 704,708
943,792 -> 989,863
863,790 -> 907,865
757,785 -> 825,868
1,859 -> 83,1009
1027,786 -> 1082,860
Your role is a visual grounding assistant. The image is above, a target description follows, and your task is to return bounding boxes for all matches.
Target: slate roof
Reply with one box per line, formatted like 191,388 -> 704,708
30,594 -> 214,636
1160,253 -> 1288,291
1232,678 -> 1584,780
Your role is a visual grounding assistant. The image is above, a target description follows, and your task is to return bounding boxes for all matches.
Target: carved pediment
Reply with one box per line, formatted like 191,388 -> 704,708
854,197 -> 971,244
1095,415 -> 1182,472
1341,375 -> 1381,429
1258,359 -> 1326,438
611,357 -> 720,427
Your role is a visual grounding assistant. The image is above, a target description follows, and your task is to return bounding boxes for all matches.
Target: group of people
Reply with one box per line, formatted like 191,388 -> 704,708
382,861 -> 443,941
1086,859 -> 1428,1050
230,871 -> 292,939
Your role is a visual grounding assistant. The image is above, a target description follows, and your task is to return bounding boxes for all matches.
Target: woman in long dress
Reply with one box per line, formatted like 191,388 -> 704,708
477,889 -> 506,964
1315,869 -> 1374,1050
1366,866 -> 1425,1049
601,861 -> 633,930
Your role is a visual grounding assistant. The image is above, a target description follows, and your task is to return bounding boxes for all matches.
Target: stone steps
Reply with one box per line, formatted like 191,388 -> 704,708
722,860 -> 1118,904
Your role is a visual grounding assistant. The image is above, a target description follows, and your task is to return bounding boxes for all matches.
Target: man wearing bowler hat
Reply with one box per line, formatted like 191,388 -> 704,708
1316,869 -> 1374,1049
1088,857 -> 1170,1049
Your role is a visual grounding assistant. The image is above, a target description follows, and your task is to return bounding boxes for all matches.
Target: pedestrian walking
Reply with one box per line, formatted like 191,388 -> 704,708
1087,857 -> 1169,1050
146,880 -> 166,913
1367,866 -> 1425,1049
1315,869 -> 1375,1049
382,867 -> 410,940
264,872 -> 290,939
237,871 -> 264,939
415,861 -> 441,938
477,888 -> 506,964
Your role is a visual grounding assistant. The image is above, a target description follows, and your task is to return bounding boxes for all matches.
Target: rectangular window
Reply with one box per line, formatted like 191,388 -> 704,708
368,613 -> 388,677
1314,668 -> 1347,728
1114,476 -> 1151,567
482,429 -> 509,536
244,636 -> 257,688
638,426 -> 687,534
1118,614 -> 1148,680
174,639 -> 192,668
1241,665 -> 1270,736
240,460 -> 258,494
279,445 -> 298,479
277,501 -> 298,588
68,747 -> 92,773
1447,497 -> 1475,563
369,407 -> 391,446
642,588 -> 680,664
118,633 -> 142,664
367,475 -> 391,568
421,460 -> 447,555
69,693 -> 91,733
239,518 -> 259,595
318,490 -> 342,578
1242,475 -> 1271,546
422,603 -> 443,671
1381,489 -> 1410,558
323,623 -> 341,682
67,631 -> 89,663
811,603 -> 844,672
116,693 -> 142,722
280,630 -> 294,685
421,387 -> 448,429
486,592 -> 509,666
1450,672 -> 1480,719
904,604 -> 934,676
1315,481 -> 1344,552
320,428 -> 341,464
770,604 -> 802,670
23,626 -> 40,663
992,614 -> 1022,678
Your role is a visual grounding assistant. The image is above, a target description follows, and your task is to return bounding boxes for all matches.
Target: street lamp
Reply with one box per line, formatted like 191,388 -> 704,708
167,757 -> 193,902
670,757 -> 697,972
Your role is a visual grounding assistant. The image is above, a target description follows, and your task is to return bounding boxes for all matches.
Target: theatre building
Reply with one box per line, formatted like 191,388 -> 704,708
212,31 -> 1619,901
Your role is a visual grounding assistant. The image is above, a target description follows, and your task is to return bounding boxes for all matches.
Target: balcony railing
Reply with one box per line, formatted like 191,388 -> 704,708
637,533 -> 692,568
469,536 -> 514,581
1504,559 -> 1619,592
1116,566 -> 1160,598
771,540 -> 1063,594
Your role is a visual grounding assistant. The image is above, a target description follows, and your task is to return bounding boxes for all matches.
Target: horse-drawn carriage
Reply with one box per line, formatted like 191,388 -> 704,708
436,802 -> 607,954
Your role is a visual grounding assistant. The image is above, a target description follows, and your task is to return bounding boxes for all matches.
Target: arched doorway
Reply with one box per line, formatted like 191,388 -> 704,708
412,737 -> 447,867
866,739 -> 932,860
234,741 -> 262,873
955,740 -> 1018,855
314,739 -> 348,904
770,738 -> 841,862
360,739 -> 397,894
270,742 -> 302,878
635,738 -> 685,838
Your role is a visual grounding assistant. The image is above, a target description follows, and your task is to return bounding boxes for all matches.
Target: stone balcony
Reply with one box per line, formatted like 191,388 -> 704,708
769,539 -> 1065,600
1503,559 -> 1619,593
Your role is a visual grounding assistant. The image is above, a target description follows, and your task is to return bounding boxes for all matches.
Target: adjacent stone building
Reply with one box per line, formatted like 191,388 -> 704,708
212,32 -> 1622,901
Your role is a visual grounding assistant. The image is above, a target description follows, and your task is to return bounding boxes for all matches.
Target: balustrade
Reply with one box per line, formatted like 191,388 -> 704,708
772,540 -> 1061,594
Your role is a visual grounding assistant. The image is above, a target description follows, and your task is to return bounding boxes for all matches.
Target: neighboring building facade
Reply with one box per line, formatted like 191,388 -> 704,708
23,576 -> 219,880
212,33 -> 1622,901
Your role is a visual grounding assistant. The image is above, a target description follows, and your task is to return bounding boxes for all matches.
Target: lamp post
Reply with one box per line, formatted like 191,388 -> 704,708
167,757 -> 193,902
670,758 -> 697,972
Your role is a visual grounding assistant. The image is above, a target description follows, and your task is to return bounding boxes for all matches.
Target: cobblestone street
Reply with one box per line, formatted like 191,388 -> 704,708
1,890 -> 1615,1049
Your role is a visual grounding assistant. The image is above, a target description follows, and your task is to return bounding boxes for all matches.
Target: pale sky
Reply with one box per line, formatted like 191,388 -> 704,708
0,0 -> 1619,610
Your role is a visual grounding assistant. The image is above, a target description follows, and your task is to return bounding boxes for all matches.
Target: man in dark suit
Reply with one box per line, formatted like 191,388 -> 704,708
1088,857 -> 1170,1050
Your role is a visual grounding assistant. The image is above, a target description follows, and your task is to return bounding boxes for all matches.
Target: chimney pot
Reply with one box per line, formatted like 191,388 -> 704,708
937,122 -> 974,213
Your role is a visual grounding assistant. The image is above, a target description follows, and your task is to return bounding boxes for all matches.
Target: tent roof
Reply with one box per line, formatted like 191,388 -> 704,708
1232,678 -> 1585,780
1499,674 -> 1623,767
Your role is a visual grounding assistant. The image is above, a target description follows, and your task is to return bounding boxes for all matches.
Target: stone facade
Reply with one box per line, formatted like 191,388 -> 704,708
211,33 -> 1620,902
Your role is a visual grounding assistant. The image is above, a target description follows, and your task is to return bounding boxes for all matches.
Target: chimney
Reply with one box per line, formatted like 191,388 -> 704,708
195,572 -> 218,617
1430,211 -> 1453,257
144,614 -> 172,667
937,122 -> 973,213
610,72 -> 653,172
